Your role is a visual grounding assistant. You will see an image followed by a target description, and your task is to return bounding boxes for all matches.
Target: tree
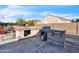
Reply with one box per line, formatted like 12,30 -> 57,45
16,17 -> 27,26
76,18 -> 79,22
0,21 -> 4,26
27,20 -> 35,26
71,20 -> 75,23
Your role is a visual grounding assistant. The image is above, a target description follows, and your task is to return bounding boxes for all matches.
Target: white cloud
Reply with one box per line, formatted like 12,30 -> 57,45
1,17 -> 16,23
41,11 -> 71,17
0,5 -> 40,22
65,16 -> 79,19
0,5 -> 46,22
0,5 -> 41,18
0,5 -> 29,18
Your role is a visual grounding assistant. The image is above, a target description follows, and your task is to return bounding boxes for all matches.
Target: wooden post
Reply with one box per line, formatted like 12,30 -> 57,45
76,22 -> 78,35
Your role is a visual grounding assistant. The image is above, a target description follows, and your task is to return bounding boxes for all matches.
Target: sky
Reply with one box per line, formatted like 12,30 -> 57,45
0,5 -> 79,22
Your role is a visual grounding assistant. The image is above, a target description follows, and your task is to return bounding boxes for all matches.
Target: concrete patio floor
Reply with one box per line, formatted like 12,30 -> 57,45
0,35 -> 64,53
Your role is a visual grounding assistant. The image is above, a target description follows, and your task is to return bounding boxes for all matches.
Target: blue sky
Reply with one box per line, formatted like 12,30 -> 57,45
0,5 -> 79,22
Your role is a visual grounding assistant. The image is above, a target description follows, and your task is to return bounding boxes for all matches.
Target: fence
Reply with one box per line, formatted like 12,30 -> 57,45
36,22 -> 79,35
52,23 -> 78,35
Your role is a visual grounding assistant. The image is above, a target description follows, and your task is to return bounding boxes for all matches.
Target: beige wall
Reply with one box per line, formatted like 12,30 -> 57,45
52,23 -> 77,35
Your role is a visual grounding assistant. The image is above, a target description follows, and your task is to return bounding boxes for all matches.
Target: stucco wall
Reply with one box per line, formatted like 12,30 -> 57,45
52,23 -> 77,35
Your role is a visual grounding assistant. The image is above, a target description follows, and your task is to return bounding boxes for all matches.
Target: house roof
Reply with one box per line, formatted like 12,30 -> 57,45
43,14 -> 71,22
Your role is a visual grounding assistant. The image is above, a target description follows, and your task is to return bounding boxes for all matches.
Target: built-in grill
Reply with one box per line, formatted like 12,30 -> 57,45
24,30 -> 30,36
